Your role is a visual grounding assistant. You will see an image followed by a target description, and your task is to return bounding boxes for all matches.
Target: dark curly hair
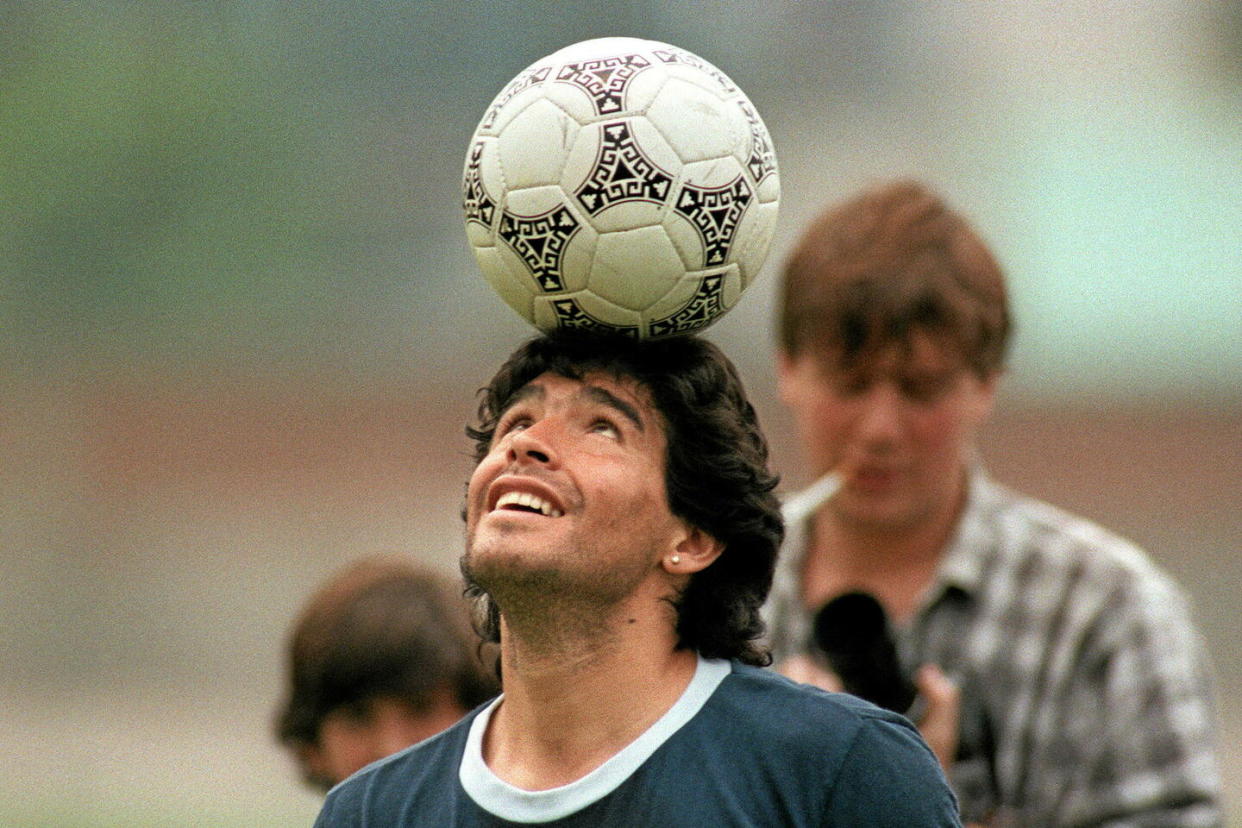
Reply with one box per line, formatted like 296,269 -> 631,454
463,330 -> 783,667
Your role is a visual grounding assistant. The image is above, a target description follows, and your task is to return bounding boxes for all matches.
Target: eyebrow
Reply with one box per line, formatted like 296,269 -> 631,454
579,384 -> 646,433
504,383 -> 545,409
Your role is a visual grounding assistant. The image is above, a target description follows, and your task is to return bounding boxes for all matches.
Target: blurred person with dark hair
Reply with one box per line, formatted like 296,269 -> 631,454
275,555 -> 498,791
766,179 -> 1222,825
316,330 -> 960,826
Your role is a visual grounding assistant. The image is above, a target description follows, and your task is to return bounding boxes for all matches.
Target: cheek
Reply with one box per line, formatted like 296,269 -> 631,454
910,406 -> 976,457
788,385 -> 845,437
318,723 -> 379,782
466,454 -> 502,520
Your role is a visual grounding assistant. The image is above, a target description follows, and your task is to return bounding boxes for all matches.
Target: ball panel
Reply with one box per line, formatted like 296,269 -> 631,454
463,139 -> 501,243
557,222 -> 598,293
502,184 -> 570,220
551,51 -> 654,118
678,155 -> 747,190
474,245 -> 536,323
646,78 -> 743,163
732,199 -> 779,288
533,291 -> 642,339
649,46 -> 739,95
735,98 -> 779,194
588,225 -> 686,309
478,64 -> 553,133
495,196 -> 582,293
546,37 -> 667,66
496,99 -> 579,191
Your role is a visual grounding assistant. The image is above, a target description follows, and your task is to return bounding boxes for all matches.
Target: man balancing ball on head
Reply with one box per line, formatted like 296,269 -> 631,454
314,330 -> 961,826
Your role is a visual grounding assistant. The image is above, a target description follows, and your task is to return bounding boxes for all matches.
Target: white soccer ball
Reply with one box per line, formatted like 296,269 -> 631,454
462,36 -> 780,339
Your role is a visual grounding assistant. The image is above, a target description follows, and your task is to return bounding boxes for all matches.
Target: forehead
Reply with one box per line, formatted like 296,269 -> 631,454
509,371 -> 662,427
822,329 -> 969,376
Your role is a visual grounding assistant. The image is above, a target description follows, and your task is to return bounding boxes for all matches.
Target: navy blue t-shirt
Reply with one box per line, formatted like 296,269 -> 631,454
315,658 -> 960,826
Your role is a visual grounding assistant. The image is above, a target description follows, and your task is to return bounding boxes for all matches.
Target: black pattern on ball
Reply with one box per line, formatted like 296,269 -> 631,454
462,141 -> 497,228
555,54 -> 651,115
648,273 -> 727,337
737,100 -> 777,183
551,298 -> 640,338
673,177 -> 754,266
652,48 -> 737,93
480,66 -> 551,130
575,121 -> 675,216
497,206 -> 579,292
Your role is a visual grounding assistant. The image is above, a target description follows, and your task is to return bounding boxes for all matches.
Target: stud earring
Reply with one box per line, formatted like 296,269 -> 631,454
670,554 -> 681,565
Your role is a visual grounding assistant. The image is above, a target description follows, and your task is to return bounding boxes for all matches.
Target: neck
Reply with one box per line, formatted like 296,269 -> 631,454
484,583 -> 699,790
801,471 -> 968,623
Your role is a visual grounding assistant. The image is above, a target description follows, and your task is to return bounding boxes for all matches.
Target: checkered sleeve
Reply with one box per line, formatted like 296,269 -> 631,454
1019,565 -> 1223,827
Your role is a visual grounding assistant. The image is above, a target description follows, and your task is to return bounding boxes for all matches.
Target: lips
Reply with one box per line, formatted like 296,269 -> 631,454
851,465 -> 899,491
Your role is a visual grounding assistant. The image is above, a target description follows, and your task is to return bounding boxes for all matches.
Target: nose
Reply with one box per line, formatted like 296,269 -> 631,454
855,383 -> 903,447
507,419 -> 559,467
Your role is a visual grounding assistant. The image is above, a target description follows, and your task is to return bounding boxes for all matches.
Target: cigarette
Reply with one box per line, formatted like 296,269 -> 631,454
780,471 -> 842,525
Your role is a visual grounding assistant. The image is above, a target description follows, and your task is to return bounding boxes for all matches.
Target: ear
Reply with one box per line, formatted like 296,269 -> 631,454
775,349 -> 799,406
970,370 -> 1002,423
662,525 -> 723,574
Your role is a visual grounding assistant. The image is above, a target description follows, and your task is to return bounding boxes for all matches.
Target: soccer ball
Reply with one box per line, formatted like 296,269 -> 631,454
462,37 -> 780,339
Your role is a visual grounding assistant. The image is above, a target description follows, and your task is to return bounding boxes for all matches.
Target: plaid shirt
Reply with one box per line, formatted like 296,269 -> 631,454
763,469 -> 1223,826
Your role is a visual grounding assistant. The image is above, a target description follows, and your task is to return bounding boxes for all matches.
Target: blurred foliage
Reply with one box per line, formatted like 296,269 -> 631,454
2,1 -> 1238,392
0,4 -> 395,375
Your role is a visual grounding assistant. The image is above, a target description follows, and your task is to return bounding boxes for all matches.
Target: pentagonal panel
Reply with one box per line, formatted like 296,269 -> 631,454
588,225 -> 686,310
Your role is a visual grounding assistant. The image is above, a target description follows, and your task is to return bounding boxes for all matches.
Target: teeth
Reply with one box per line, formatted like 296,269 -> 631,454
496,491 -> 562,518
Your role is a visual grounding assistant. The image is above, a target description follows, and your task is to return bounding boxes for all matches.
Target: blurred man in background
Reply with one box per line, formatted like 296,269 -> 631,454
275,555 -> 498,790
764,179 -> 1222,825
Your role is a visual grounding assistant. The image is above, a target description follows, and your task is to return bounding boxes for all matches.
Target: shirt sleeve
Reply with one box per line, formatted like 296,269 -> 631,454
1030,579 -> 1222,826
823,711 -> 962,827
314,778 -> 366,828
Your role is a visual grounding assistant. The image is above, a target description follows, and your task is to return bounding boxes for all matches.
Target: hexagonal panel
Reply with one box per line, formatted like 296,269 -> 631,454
496,98 -> 580,190
646,77 -> 739,163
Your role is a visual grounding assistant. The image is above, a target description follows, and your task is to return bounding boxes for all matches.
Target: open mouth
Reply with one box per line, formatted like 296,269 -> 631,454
494,491 -> 563,518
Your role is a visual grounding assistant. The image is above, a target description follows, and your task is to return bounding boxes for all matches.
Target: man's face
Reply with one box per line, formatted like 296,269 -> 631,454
778,331 -> 997,532
299,698 -> 462,791
464,371 -> 686,606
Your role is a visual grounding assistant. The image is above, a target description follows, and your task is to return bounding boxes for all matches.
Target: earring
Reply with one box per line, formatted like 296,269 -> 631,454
670,554 -> 681,565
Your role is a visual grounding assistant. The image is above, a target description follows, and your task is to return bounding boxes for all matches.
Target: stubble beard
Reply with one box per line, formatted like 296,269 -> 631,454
462,525 -> 658,642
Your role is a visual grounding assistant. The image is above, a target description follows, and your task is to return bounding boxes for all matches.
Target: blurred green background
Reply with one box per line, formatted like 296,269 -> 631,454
3,2 -> 1239,825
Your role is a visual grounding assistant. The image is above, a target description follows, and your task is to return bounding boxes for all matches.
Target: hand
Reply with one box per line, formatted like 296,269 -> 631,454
912,663 -> 961,773
776,654 -> 843,692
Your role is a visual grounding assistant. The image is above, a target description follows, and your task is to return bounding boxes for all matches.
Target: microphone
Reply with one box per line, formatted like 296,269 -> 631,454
811,591 -> 919,716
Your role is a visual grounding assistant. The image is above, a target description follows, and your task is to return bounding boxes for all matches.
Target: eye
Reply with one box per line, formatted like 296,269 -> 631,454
494,412 -> 533,440
832,375 -> 871,398
589,418 -> 620,439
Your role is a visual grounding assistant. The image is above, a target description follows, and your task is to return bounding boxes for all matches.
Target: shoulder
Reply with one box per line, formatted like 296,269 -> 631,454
708,663 -> 947,777
713,661 -> 910,730
983,479 -> 1186,604
704,664 -> 959,823
315,709 -> 476,827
